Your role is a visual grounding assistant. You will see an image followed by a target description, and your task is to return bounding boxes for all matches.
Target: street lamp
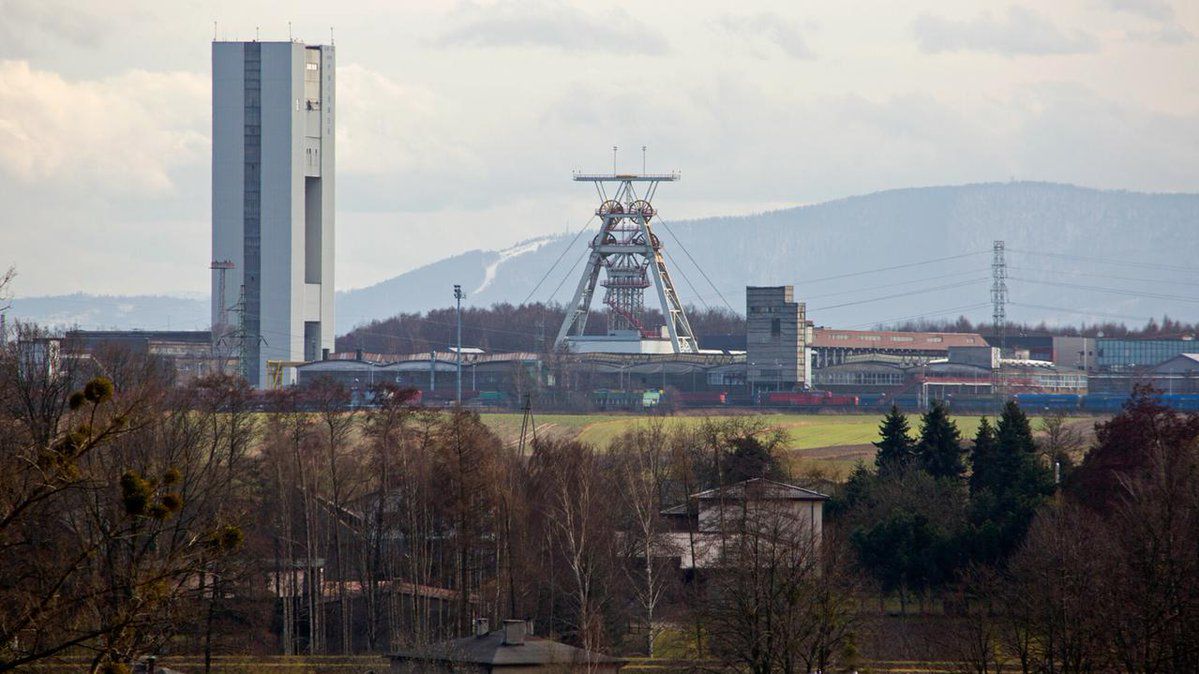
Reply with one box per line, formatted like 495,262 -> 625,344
454,284 -> 464,405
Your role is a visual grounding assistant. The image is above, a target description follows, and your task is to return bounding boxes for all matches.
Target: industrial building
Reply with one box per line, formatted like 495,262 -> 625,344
1144,354 -> 1199,394
746,286 -> 811,392
810,328 -> 987,368
65,330 -> 232,385
212,39 -> 336,387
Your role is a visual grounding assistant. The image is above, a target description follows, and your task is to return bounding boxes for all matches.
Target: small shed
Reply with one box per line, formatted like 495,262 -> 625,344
390,619 -> 623,673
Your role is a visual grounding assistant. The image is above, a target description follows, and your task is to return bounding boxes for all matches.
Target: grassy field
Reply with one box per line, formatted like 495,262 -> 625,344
481,411 -> 1097,478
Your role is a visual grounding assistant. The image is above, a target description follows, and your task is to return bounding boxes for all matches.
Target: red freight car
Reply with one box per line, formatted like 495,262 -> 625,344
673,391 -> 729,406
763,391 -> 858,407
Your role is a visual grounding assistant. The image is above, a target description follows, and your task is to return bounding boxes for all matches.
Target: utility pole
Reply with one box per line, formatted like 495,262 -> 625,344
454,284 -> 464,404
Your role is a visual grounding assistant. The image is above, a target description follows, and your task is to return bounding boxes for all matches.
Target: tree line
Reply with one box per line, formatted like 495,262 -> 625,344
337,300 -> 1198,357
3,321 -> 1197,672
0,328 -> 853,671
833,391 -> 1199,672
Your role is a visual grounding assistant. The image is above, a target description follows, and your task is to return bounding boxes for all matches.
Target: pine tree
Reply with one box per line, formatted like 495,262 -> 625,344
966,402 -> 1054,563
968,417 -> 997,496
874,405 -> 914,476
914,400 -> 965,479
996,400 -> 1037,456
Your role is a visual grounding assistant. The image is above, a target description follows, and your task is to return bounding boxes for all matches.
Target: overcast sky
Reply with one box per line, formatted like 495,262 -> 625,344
1,0 -> 1196,298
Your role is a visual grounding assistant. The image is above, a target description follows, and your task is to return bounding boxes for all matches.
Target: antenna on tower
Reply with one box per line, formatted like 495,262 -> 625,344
213,21 -> 218,41
255,26 -> 260,41
288,21 -> 293,41
612,146 -> 618,173
641,145 -> 647,174
991,240 -> 1008,352
330,27 -> 335,45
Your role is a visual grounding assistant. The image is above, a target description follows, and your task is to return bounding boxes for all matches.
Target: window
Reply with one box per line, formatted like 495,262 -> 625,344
771,318 -> 781,336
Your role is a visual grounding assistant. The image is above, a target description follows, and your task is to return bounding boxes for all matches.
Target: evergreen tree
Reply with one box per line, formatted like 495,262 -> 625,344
914,400 -> 965,479
968,417 -> 997,496
966,402 -> 1054,564
874,405 -> 914,476
996,400 -> 1037,455
724,434 -> 787,483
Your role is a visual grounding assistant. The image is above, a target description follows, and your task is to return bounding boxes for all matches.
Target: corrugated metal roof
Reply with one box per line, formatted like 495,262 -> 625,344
813,328 -> 985,350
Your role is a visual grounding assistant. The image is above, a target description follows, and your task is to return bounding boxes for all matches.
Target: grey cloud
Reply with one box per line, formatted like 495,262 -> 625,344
1099,0 -> 1175,21
1126,24 -> 1195,44
436,0 -> 668,55
913,7 -> 1099,55
715,13 -> 815,60
0,0 -> 104,57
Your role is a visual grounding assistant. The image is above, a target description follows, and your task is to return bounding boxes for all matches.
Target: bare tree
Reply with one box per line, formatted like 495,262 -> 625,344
0,332 -> 249,672
529,438 -> 618,657
610,422 -> 677,657
703,496 -> 857,674
308,378 -> 360,653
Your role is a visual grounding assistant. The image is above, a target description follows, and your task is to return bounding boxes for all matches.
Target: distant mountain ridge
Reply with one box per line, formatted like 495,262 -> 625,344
336,181 -> 1199,334
8,183 -> 1198,335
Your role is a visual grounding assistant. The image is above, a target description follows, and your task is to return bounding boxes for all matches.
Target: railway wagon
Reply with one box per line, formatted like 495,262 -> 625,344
1014,393 -> 1083,411
672,391 -> 729,406
762,391 -> 859,407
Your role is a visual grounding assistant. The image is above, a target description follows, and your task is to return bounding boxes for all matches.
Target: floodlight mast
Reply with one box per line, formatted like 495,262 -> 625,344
554,171 -> 698,354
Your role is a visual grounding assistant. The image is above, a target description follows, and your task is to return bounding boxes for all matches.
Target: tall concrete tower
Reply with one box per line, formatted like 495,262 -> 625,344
212,40 -> 335,387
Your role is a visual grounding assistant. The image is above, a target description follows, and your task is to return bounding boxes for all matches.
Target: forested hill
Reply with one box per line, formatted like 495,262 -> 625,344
336,182 -> 1199,335
8,183 -> 1196,335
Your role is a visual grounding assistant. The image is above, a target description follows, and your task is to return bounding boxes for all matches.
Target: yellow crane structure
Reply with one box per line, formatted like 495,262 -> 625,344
265,360 -> 307,389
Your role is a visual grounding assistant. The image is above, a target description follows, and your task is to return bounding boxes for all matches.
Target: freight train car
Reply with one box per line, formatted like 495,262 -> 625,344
761,390 -> 859,407
1013,393 -> 1083,411
672,391 -> 729,407
592,389 -> 662,411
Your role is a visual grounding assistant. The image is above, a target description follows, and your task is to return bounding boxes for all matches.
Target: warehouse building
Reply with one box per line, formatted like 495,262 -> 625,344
810,328 -> 986,369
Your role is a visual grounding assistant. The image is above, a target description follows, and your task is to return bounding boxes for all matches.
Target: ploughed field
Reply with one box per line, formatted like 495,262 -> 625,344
480,412 -> 1097,478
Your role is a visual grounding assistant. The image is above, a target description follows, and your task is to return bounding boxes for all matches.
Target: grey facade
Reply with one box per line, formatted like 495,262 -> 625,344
746,286 -> 810,391
212,40 -> 335,386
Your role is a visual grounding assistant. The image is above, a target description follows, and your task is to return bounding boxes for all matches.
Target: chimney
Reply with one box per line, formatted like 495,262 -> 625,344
322,347 -> 330,361
502,619 -> 526,646
355,348 -> 364,362
473,617 -> 490,638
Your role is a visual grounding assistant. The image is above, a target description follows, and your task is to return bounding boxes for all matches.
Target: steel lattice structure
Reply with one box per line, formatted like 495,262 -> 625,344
555,172 -> 698,353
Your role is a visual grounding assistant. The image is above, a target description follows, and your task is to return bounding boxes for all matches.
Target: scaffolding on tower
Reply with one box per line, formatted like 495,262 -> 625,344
555,171 -> 698,354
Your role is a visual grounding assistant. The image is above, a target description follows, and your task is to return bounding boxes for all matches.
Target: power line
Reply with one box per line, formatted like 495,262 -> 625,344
661,248 -> 712,312
812,277 -> 989,311
1008,276 -> 1199,304
1008,266 -> 1199,288
796,250 -> 989,284
653,213 -> 738,315
521,215 -> 596,305
845,302 -> 991,330
1008,248 -> 1199,274
804,269 -> 984,301
1009,302 -> 1155,323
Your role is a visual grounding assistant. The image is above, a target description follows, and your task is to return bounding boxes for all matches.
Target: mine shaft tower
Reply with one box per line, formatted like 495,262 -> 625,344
555,172 -> 698,354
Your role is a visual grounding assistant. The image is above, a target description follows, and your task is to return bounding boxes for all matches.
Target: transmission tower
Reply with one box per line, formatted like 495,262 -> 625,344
991,240 -> 1008,351
212,284 -> 256,381
555,170 -> 698,353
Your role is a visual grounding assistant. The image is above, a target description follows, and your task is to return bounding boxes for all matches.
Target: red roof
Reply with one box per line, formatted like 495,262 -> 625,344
812,328 -> 986,350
